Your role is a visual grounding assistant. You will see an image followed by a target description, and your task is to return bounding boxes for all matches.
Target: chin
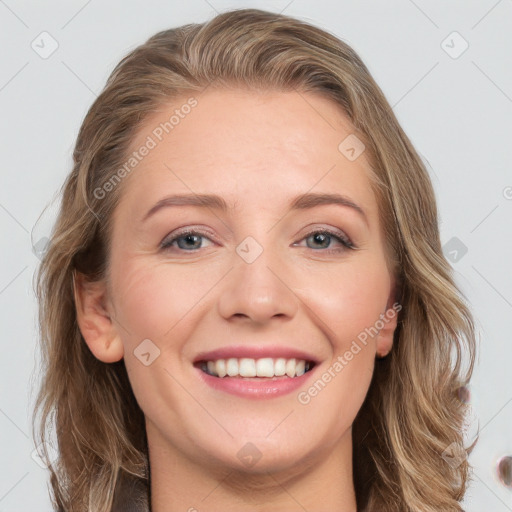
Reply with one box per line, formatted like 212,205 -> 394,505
201,434 -> 319,475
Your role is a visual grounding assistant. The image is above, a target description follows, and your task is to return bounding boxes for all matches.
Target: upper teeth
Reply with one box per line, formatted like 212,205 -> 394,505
204,358 -> 310,378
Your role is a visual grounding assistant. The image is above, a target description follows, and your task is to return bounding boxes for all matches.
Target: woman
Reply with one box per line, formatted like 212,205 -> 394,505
32,8 -> 477,512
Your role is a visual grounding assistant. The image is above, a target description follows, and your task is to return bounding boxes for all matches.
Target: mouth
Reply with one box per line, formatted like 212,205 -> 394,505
192,346 -> 320,398
194,357 -> 317,379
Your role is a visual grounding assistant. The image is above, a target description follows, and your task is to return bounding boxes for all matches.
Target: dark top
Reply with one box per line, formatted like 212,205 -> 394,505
111,474 -> 149,512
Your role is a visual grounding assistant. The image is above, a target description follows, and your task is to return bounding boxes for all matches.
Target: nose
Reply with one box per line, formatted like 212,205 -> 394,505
217,246 -> 299,326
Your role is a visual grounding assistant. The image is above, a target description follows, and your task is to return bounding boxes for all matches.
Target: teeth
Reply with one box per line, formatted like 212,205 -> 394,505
226,358 -> 239,377
285,358 -> 296,377
256,358 -> 274,377
239,358 -> 256,377
202,357 -> 312,378
216,359 -> 227,378
274,358 -> 286,376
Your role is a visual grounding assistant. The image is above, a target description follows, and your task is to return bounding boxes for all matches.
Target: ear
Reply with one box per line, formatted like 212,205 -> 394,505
73,271 -> 124,363
375,295 -> 401,359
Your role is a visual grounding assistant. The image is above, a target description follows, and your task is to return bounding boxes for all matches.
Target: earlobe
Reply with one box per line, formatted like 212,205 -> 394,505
375,299 -> 400,359
73,271 -> 124,363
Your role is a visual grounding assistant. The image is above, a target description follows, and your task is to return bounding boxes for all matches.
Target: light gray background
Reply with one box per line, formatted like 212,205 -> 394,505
0,0 -> 511,510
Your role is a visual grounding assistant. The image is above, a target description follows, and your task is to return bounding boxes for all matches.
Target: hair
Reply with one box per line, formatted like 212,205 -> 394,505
32,8 -> 478,512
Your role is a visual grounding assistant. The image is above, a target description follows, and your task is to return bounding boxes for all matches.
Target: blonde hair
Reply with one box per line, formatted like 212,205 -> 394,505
32,8 -> 478,511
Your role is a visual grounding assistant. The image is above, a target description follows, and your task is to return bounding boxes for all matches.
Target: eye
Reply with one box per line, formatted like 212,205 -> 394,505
160,227 -> 356,254
296,229 -> 356,253
160,229 -> 215,252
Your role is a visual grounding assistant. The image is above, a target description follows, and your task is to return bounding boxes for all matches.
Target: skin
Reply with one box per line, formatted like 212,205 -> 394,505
75,87 -> 398,511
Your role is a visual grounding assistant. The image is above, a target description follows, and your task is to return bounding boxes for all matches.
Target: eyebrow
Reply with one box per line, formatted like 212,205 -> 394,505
142,192 -> 368,225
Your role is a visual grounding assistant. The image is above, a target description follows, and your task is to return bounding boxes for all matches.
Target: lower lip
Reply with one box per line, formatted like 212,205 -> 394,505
196,367 -> 316,399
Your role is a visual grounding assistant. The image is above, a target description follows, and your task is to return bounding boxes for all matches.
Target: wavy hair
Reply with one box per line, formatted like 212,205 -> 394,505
32,8 -> 478,511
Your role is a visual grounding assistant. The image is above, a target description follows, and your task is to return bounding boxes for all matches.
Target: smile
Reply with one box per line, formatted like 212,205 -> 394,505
193,345 -> 320,398
198,357 -> 315,378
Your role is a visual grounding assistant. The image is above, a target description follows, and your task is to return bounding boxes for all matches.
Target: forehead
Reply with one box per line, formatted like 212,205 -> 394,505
116,88 -> 378,220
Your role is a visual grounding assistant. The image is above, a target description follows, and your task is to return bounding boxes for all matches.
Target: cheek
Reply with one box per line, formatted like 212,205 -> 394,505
300,262 -> 389,425
308,261 -> 390,350
296,265 -> 385,430
112,250 -> 390,349
110,260 -> 212,420
110,258 -> 219,342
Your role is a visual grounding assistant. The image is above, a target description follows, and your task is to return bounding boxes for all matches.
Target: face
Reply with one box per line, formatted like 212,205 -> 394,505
89,88 -> 397,475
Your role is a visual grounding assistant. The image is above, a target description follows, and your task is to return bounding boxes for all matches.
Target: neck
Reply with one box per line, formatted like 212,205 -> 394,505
147,421 -> 358,512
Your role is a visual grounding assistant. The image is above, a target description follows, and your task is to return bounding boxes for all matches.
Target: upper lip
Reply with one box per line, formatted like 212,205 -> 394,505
193,345 -> 320,364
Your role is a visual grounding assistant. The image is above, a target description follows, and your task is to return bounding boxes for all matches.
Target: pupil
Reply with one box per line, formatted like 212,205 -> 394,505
180,234 -> 200,249
312,233 -> 328,248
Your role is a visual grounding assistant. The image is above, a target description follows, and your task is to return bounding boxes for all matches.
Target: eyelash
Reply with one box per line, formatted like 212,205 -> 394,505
160,227 -> 356,254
